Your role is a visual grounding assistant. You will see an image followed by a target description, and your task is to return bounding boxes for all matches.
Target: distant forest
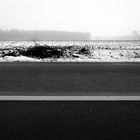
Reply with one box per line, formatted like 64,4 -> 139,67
0,29 -> 91,41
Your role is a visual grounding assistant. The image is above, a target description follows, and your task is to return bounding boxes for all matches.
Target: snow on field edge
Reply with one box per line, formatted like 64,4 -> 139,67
1,56 -> 140,62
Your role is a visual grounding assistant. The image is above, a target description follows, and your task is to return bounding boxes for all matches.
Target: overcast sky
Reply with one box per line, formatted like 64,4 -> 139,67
0,0 -> 140,37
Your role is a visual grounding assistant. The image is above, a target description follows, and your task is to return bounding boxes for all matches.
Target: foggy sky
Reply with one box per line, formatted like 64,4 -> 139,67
0,0 -> 140,38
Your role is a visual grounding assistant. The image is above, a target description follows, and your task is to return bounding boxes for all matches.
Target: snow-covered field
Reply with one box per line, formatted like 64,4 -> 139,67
0,40 -> 140,62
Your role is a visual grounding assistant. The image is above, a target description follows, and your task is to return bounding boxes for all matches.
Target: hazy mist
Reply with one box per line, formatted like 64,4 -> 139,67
0,0 -> 140,38
0,29 -> 91,41
0,29 -> 140,41
94,31 -> 140,40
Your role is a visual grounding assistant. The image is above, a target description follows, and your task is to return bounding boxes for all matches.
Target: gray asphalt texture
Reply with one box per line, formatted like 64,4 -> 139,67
0,101 -> 140,140
0,62 -> 140,95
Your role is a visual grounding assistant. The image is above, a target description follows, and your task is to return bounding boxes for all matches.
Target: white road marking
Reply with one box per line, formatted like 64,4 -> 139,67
0,96 -> 140,101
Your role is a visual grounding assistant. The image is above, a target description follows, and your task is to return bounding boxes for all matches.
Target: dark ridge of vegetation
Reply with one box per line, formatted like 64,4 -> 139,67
2,51 -> 19,57
21,45 -> 64,59
133,51 -> 140,58
78,47 -> 90,55
0,44 -> 93,59
1,47 -> 23,57
0,45 -> 75,58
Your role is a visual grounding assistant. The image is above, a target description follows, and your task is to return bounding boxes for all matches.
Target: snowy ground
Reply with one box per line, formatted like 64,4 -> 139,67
1,51 -> 140,62
0,41 -> 140,62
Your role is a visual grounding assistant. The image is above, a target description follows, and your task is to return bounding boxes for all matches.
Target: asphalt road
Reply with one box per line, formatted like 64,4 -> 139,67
0,62 -> 140,96
0,101 -> 140,140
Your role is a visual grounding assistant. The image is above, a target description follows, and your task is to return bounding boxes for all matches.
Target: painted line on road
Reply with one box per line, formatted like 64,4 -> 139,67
0,96 -> 140,101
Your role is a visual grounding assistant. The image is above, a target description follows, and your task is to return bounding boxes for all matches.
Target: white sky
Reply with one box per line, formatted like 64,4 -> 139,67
0,0 -> 140,37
